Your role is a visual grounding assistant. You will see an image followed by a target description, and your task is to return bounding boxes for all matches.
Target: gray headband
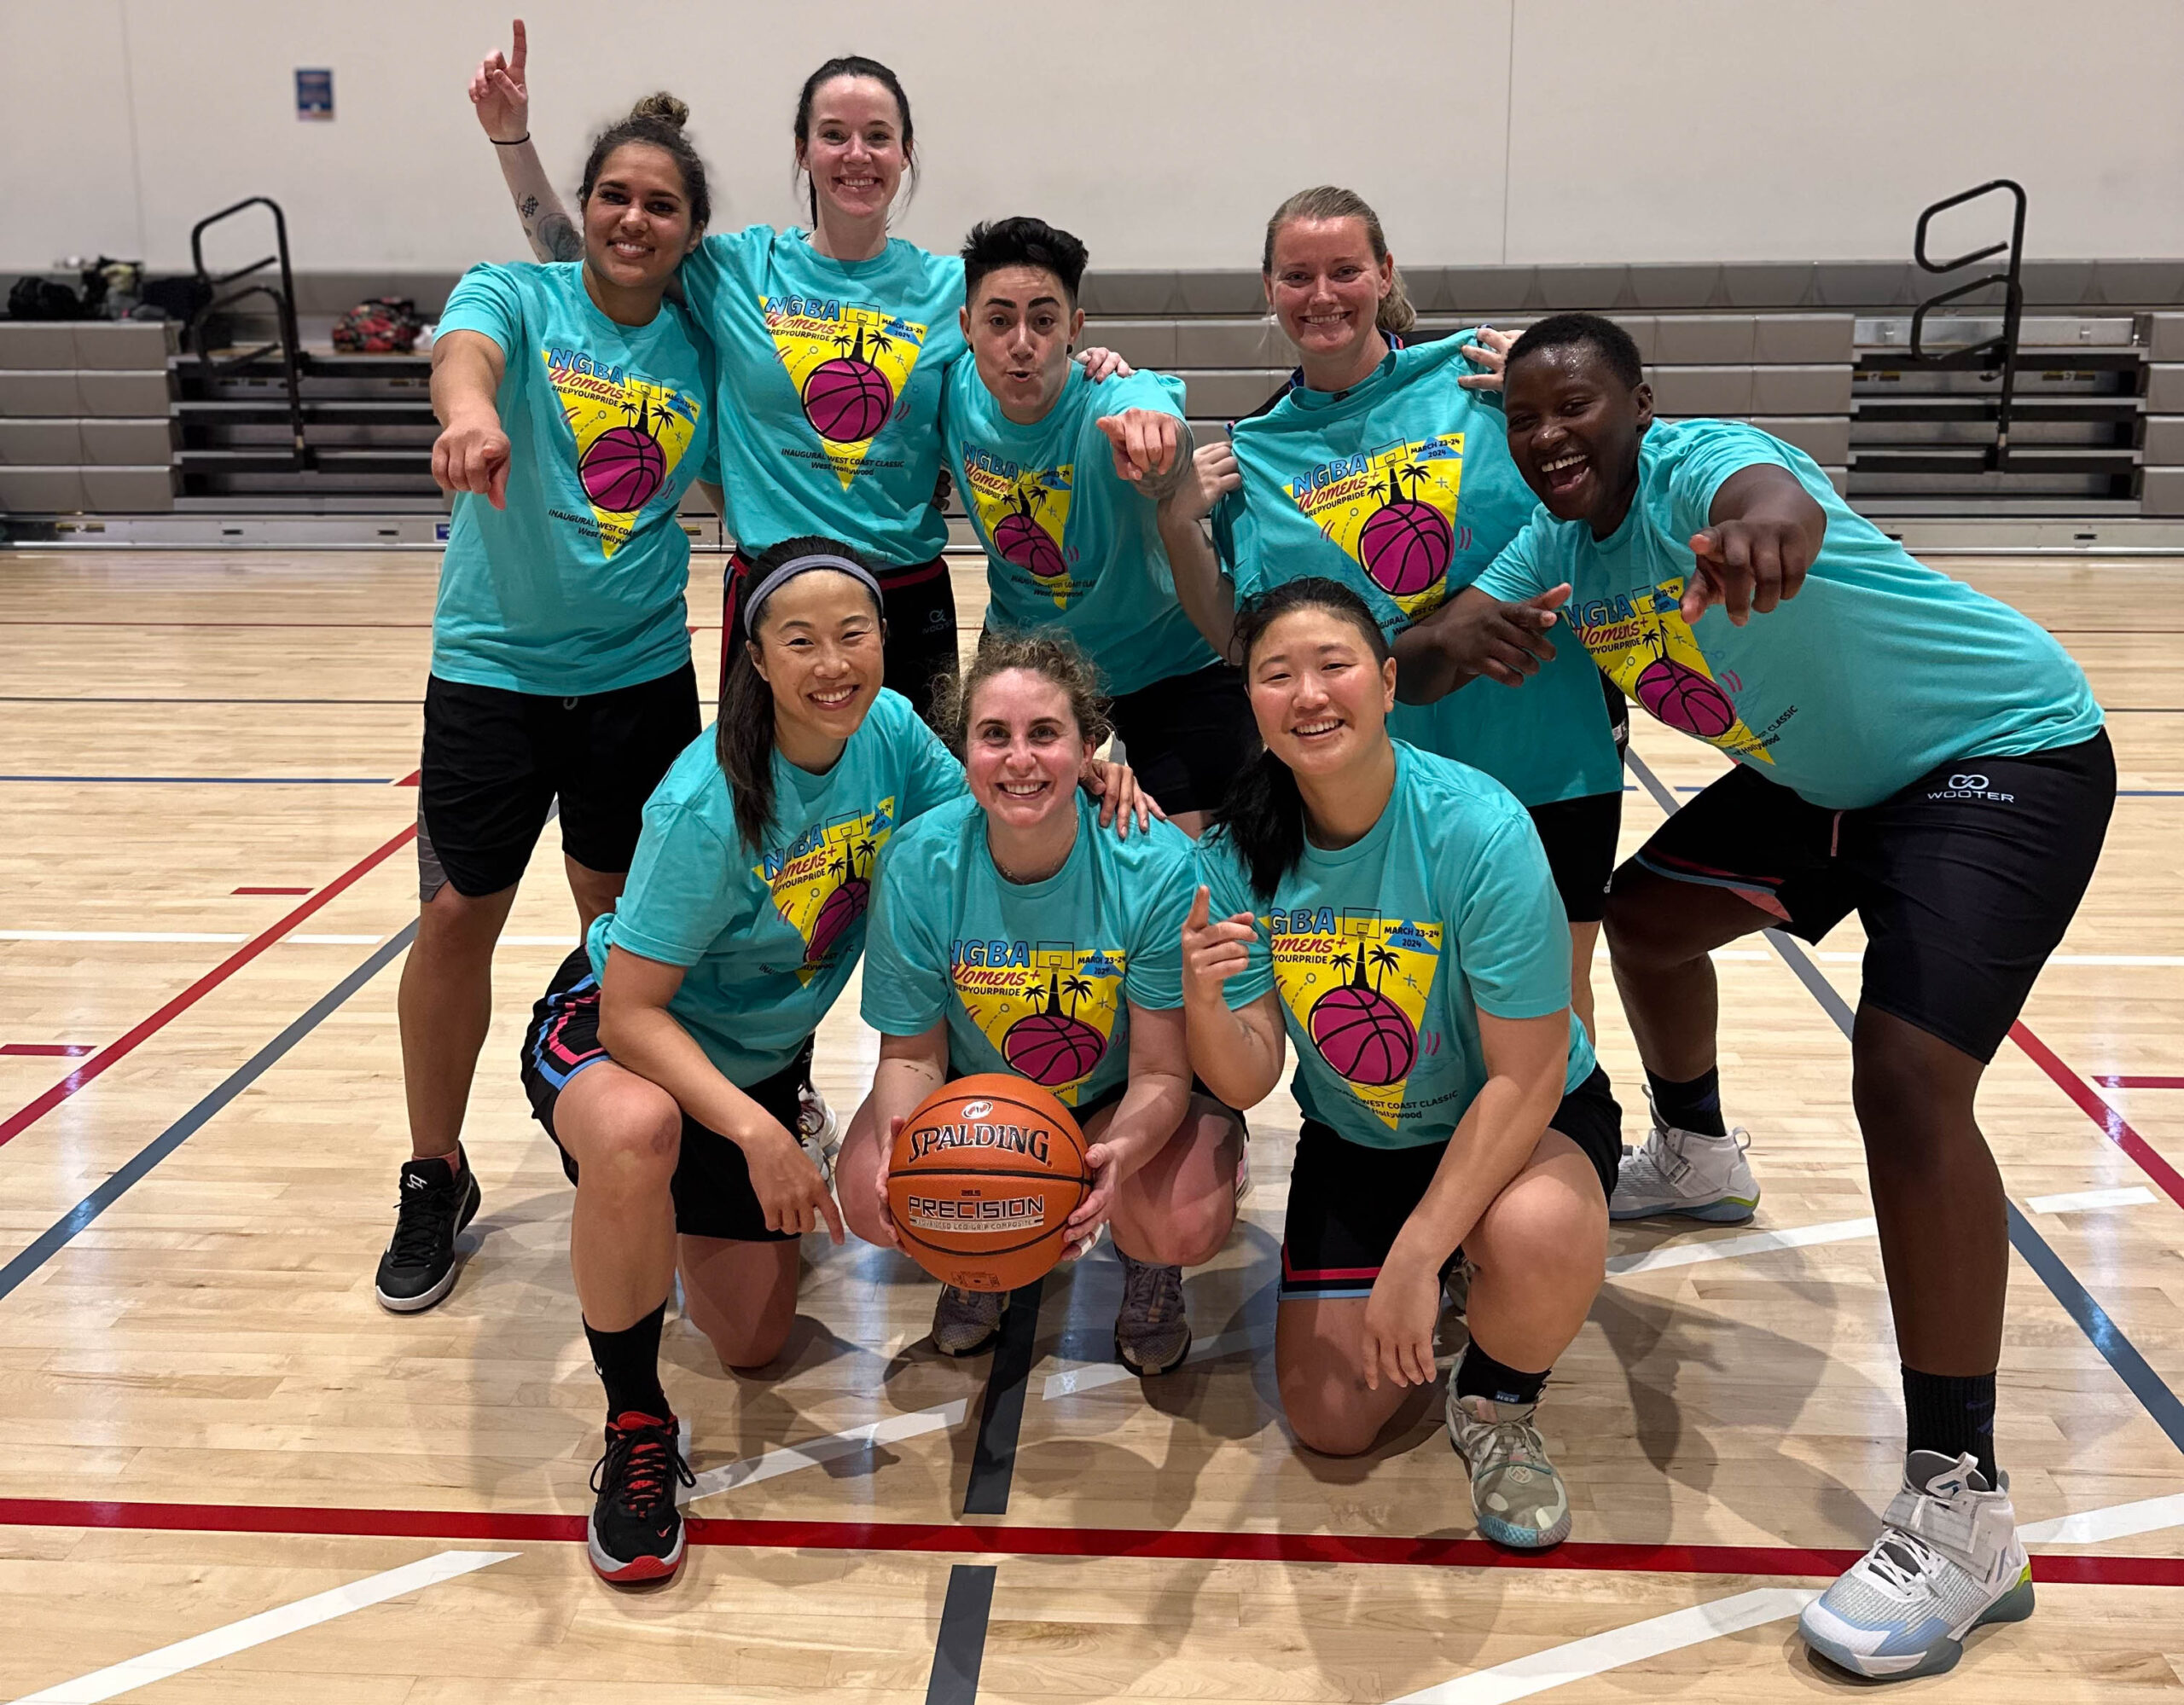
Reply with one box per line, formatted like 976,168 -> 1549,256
744,551 -> 886,632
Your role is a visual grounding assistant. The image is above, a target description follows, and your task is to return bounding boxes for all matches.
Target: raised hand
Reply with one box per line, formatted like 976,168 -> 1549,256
1456,325 -> 1517,392
432,409 -> 512,510
468,18 -> 531,143
1683,518 -> 1813,625
1095,408 -> 1182,486
1182,885 -> 1257,1005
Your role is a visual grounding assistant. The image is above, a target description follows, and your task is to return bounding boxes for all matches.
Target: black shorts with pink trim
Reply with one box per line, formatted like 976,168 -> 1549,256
1276,1068 -> 1620,1302
1625,732 -> 2115,1063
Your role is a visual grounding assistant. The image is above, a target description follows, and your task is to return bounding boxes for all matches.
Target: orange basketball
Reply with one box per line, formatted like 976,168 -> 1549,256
886,1072 -> 1093,1292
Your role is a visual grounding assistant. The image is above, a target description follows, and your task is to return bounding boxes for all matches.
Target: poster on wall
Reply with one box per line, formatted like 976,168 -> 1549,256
296,69 -> 334,121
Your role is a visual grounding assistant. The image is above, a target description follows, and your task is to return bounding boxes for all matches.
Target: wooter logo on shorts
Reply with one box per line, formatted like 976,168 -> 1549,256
1930,773 -> 2018,803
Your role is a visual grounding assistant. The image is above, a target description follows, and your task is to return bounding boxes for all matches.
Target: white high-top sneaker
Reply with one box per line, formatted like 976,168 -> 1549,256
1608,1096 -> 1758,1223
1799,1450 -> 2034,1679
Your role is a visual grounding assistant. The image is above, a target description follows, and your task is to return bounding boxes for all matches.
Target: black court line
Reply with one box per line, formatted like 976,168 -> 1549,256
961,1275 -> 1046,1516
0,926 -> 415,1302
923,1563 -> 997,1705
1625,751 -> 2184,1458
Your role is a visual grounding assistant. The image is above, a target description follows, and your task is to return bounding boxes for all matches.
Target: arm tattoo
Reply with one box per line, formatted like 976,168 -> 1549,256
520,195 -> 539,220
536,212 -> 582,264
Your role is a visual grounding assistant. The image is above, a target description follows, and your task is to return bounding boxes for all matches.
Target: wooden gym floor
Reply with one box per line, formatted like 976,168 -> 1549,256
0,549 -> 2180,1702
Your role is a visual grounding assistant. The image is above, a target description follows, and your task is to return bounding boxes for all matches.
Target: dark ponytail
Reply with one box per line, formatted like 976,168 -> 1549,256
715,535 -> 885,853
579,92 -> 712,233
1206,577 -> 1393,900
792,56 -> 918,226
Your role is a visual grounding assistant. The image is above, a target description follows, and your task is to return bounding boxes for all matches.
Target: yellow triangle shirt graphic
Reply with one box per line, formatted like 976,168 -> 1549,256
546,351 -> 700,560
962,453 -> 1077,608
764,298 -> 928,489
1571,577 -> 1775,766
1266,910 -> 1443,1131
1287,433 -> 1465,620
755,797 -> 897,985
950,942 -> 1124,1105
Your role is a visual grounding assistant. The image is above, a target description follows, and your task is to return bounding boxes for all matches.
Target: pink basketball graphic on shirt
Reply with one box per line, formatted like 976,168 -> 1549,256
1307,944 -> 1416,1085
579,397 -> 669,511
1635,656 -> 1737,739
1355,465 -> 1451,597
994,486 -> 1066,579
1002,971 -> 1107,1087
800,325 -> 897,443
804,878 -> 869,964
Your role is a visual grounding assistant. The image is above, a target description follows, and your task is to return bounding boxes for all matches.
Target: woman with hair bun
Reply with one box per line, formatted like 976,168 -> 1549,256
373,92 -> 720,1322
1156,185 -> 1626,1041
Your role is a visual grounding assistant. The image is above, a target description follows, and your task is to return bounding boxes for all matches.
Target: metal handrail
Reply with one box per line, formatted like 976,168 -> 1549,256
187,197 -> 307,467
1906,179 -> 2027,467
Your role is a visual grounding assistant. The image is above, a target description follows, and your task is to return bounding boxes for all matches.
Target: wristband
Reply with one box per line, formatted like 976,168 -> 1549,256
491,133 -> 531,147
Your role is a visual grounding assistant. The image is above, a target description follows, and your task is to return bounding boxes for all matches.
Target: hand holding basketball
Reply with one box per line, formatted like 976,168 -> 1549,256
1362,1250 -> 1439,1391
742,1122 -> 845,1242
468,20 -> 531,143
433,410 -> 512,510
1684,519 -> 1811,625
1456,326 -> 1517,392
1158,440 -> 1240,526
1096,409 -> 1182,485
1182,886 -> 1258,1004
1061,1124 -> 1147,1260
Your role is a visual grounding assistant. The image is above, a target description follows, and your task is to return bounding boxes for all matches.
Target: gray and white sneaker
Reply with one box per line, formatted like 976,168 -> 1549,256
1114,1252 -> 1191,1376
931,1285 -> 1004,1357
1800,1450 -> 2034,1679
797,1083 -> 840,1180
1444,1352 -> 1571,1549
1610,1099 -> 1758,1223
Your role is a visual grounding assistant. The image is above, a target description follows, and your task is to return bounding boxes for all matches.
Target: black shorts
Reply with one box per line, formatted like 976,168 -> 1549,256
417,664 -> 699,901
518,947 -> 814,1242
1105,660 -> 1261,817
723,548 -> 958,724
1630,731 -> 2115,1063
1277,1066 -> 1621,1302
1526,791 -> 1624,925
1602,667 -> 1631,757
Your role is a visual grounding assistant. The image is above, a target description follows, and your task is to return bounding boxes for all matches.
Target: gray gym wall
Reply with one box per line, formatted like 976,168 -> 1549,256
9,0 -> 2183,277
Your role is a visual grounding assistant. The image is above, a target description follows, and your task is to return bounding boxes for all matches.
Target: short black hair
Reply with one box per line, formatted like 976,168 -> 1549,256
961,217 -> 1089,305
1508,312 -> 1645,390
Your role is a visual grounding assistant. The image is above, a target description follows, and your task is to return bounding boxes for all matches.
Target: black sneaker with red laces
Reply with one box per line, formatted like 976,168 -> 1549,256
587,1411 -> 695,1583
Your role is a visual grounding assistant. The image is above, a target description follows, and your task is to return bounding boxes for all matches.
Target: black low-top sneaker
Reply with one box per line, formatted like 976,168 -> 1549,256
373,1150 -> 481,1313
588,1411 -> 695,1583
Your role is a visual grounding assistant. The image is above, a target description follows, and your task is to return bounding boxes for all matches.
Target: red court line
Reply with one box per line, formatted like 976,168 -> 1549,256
0,1497 -> 2177,1586
0,620 -> 432,629
232,886 -> 312,896
2097,1076 -> 2184,1090
394,770 -> 421,787
2010,1023 -> 2184,1213
0,822 -> 417,1149
0,1045 -> 94,1058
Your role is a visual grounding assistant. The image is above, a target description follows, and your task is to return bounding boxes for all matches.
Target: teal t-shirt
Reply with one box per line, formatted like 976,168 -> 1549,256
585,690 -> 968,1085
1471,419 -> 2106,810
679,225 -> 963,566
861,792 -> 1198,1110
431,262 -> 715,694
1212,334 -> 1620,808
944,359 -> 1223,696
1199,741 -> 1594,1151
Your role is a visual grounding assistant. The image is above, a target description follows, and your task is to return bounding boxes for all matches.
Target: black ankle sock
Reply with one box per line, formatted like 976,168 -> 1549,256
1457,1343 -> 1549,1409
1646,1066 -> 1728,1138
585,1302 -> 671,1423
1902,1366 -> 1998,1485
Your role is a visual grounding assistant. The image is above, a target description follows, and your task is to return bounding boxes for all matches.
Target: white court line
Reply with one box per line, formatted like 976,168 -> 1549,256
1639,948 -> 2184,968
679,1398 -> 967,1505
1042,1326 -> 1270,1401
1385,1587 -> 1819,1705
1606,1217 -> 1879,1278
9,1549 -> 516,1704
2022,1491 -> 2184,1546
2028,1185 -> 2158,1215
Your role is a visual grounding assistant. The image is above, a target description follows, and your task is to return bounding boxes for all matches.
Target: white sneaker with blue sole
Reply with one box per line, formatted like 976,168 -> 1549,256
1799,1449 -> 2034,1680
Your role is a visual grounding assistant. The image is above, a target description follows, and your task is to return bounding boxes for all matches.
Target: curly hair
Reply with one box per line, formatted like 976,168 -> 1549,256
933,629 -> 1112,755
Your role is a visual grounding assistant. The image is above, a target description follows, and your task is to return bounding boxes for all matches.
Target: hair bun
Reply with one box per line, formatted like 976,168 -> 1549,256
630,91 -> 689,128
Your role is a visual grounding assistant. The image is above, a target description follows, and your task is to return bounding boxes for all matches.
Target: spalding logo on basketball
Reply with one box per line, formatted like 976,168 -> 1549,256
1634,656 -> 1737,739
801,325 -> 897,444
886,1073 -> 1093,1292
1356,467 -> 1452,599
578,395 -> 668,513
993,486 -> 1066,581
1002,971 -> 1107,1087
1307,942 -> 1418,1086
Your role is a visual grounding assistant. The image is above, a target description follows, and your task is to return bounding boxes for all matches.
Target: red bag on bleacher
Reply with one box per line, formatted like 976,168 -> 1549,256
332,297 -> 424,353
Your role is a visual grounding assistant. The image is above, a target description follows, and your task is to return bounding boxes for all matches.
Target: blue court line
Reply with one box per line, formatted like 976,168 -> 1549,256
0,775 -> 399,786
1625,751 -> 2184,1458
0,926 -> 415,1303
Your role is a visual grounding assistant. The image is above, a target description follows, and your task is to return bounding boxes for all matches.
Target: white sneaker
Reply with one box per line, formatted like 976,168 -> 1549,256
1799,1450 -> 2035,1680
1609,1099 -> 1758,1223
797,1083 -> 840,1180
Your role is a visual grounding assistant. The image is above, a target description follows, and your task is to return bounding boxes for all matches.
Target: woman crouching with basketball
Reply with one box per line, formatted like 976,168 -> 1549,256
843,634 -> 1246,1372
1184,578 -> 1618,1550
